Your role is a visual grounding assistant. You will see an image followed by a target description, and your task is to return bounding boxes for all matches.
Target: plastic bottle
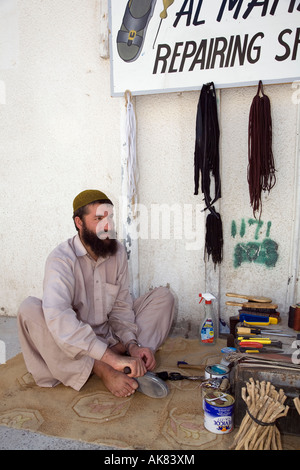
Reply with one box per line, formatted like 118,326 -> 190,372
199,293 -> 217,345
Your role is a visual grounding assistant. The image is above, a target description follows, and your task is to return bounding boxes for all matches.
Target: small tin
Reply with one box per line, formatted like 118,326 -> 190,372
204,391 -> 235,434
205,364 -> 229,380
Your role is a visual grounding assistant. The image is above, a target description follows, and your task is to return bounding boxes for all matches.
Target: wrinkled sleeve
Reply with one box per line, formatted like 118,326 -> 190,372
42,255 -> 107,361
108,249 -> 138,346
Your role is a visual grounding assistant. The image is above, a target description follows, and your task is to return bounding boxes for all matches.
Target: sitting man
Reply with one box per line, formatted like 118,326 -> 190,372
18,190 -> 174,398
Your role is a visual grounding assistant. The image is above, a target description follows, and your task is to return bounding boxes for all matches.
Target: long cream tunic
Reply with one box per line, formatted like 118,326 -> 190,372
18,235 -> 174,390
42,235 -> 138,362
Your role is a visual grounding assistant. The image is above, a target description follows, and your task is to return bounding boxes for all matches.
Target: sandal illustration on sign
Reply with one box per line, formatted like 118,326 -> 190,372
117,0 -> 157,62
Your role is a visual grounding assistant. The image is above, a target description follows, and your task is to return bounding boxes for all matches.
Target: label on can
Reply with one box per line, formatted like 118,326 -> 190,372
205,364 -> 229,380
204,392 -> 234,434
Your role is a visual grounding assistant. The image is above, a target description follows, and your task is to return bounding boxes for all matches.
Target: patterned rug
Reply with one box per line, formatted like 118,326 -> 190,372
0,337 -> 299,450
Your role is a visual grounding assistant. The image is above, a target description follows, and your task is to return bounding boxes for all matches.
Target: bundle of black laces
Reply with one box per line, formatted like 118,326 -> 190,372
194,82 -> 223,266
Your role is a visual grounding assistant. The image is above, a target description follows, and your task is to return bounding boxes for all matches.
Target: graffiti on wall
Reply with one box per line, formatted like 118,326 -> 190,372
231,218 -> 279,268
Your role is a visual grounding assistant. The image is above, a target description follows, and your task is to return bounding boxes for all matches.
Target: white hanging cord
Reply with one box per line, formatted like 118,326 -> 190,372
125,90 -> 138,212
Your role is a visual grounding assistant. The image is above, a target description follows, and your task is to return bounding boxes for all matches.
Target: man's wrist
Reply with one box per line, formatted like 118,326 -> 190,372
126,339 -> 141,354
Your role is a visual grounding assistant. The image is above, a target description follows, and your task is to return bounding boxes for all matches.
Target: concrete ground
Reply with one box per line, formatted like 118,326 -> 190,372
0,316 -> 116,450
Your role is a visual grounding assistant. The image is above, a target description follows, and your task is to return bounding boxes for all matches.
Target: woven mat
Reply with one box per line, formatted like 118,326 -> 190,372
0,337 -> 299,450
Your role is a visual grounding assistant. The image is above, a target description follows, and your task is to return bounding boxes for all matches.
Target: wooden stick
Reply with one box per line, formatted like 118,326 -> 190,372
293,396 -> 300,415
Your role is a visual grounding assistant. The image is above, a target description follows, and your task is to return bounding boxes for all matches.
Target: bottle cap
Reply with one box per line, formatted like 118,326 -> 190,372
199,293 -> 216,304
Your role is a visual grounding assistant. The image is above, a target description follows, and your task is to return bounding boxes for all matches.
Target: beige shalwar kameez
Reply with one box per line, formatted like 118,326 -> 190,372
18,235 -> 174,391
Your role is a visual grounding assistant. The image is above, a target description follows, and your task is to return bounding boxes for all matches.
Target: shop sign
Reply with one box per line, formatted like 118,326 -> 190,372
109,0 -> 300,96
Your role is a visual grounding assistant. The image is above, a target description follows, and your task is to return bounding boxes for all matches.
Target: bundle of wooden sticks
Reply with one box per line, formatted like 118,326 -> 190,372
293,396 -> 300,415
231,378 -> 289,450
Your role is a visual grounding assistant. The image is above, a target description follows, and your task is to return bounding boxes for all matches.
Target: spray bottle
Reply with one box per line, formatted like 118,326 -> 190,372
199,293 -> 217,345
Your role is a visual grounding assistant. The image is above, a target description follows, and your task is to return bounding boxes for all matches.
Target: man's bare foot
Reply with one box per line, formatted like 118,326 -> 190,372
93,360 -> 138,397
100,346 -> 147,377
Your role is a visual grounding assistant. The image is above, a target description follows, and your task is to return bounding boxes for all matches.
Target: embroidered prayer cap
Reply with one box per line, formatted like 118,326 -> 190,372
73,189 -> 111,213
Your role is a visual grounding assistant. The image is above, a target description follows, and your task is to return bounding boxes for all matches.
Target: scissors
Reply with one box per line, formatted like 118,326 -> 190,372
157,371 -> 206,381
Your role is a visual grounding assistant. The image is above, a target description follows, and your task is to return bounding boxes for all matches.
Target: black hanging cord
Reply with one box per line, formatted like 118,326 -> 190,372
194,82 -> 221,213
205,211 -> 223,266
194,82 -> 223,266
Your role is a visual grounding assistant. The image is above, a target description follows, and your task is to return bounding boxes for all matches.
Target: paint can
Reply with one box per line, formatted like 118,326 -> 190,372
205,364 -> 229,380
201,377 -> 230,408
204,391 -> 235,434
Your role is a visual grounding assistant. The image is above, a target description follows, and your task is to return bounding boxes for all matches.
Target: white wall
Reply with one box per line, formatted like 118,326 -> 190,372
220,84 -> 299,323
0,1 -> 299,335
136,84 -> 300,329
0,0 -> 121,314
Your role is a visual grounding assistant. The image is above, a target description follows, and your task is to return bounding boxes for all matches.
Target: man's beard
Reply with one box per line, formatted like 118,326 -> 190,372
81,223 -> 118,258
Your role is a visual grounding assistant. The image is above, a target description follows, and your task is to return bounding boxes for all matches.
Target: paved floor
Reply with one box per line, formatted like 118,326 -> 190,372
0,316 -> 190,451
0,316 -> 115,450
2,316 -> 299,451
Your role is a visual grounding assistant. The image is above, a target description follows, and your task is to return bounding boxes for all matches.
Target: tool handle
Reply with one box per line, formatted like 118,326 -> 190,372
177,363 -> 206,371
226,292 -> 272,303
238,337 -> 282,348
123,367 -> 131,374
226,301 -> 278,309
169,372 -> 185,381
237,327 -> 258,335
160,0 -> 174,19
239,348 -> 261,353
239,341 -> 263,348
238,337 -> 271,343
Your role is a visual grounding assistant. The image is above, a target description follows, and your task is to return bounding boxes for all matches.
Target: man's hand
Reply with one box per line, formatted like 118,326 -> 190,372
128,343 -> 156,371
101,347 -> 147,377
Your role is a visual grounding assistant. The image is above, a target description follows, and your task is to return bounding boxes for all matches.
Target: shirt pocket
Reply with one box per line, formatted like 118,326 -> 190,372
103,283 -> 120,315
